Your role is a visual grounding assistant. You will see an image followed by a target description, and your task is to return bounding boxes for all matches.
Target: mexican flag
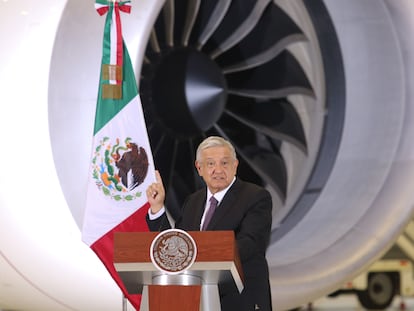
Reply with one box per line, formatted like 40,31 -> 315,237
82,1 -> 155,309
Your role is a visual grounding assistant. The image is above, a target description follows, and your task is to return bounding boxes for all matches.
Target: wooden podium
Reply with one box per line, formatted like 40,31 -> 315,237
114,231 -> 244,311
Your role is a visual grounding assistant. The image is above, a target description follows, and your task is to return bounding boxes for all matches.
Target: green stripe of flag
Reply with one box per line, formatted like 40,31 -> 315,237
94,41 -> 138,134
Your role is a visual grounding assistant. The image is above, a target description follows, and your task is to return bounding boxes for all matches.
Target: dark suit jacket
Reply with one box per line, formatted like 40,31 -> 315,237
146,178 -> 273,311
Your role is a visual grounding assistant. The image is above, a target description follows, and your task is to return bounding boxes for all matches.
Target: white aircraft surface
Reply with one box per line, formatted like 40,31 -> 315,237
1,1 -> 414,311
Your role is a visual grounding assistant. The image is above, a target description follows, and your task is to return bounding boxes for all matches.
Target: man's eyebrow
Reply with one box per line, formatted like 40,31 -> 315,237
205,157 -> 231,160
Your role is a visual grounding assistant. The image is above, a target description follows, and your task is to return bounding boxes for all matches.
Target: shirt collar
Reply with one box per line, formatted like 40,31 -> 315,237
207,177 -> 236,205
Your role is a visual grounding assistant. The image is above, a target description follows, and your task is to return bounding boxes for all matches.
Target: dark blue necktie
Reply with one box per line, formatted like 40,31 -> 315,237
202,196 -> 218,230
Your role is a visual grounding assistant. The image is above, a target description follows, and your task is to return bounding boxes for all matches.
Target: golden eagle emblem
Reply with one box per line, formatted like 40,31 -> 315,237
91,137 -> 149,201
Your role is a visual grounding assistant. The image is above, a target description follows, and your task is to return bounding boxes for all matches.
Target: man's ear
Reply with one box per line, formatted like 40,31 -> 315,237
195,160 -> 202,175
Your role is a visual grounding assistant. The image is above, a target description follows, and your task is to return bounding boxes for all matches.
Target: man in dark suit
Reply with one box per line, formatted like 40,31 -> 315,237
146,136 -> 273,311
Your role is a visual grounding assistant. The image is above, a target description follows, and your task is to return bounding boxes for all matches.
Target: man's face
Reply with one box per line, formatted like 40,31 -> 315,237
195,146 -> 239,194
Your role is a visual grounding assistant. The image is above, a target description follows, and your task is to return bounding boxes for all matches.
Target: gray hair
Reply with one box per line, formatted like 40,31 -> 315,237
196,136 -> 237,161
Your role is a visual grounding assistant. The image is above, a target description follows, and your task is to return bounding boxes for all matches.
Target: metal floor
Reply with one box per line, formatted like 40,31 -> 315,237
292,295 -> 414,311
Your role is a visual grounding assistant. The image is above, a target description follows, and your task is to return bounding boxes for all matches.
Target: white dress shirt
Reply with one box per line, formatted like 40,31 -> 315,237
199,177 -> 236,230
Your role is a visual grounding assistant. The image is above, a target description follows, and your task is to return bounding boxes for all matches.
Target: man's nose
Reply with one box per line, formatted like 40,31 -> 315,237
213,163 -> 225,172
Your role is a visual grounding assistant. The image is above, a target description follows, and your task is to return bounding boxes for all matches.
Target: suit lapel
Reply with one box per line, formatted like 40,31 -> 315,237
191,191 -> 207,230
207,179 -> 241,229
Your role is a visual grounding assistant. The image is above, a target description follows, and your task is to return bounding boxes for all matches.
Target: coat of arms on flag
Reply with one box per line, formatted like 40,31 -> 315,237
91,136 -> 149,200
82,1 -> 156,310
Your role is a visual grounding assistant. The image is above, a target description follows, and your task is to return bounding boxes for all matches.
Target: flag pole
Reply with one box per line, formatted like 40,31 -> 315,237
122,294 -> 127,311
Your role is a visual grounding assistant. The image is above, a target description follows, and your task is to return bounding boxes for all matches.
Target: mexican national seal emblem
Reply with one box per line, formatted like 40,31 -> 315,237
91,136 -> 149,201
150,229 -> 197,275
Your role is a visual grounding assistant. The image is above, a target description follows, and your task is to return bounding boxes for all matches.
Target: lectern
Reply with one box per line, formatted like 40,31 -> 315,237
113,230 -> 244,311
